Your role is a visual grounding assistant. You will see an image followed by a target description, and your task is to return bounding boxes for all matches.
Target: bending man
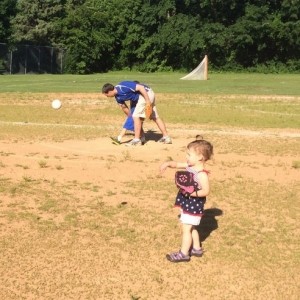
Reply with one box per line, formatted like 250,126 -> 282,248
102,80 -> 172,146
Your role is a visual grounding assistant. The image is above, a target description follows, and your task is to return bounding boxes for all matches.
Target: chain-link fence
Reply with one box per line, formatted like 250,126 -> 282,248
0,43 -> 64,74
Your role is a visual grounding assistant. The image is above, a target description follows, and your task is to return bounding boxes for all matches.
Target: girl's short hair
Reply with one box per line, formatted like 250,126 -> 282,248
187,135 -> 213,161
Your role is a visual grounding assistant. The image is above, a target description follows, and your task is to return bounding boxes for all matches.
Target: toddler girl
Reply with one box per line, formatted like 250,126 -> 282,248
160,136 -> 213,262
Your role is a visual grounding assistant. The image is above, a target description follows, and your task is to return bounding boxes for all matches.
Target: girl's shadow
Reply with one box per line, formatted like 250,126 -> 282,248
196,208 -> 223,242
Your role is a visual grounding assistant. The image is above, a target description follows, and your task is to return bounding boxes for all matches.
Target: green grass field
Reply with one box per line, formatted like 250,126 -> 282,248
0,72 -> 299,140
0,72 -> 299,94
0,72 -> 299,299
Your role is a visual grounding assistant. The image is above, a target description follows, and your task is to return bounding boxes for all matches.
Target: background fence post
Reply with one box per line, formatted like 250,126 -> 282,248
9,50 -> 12,74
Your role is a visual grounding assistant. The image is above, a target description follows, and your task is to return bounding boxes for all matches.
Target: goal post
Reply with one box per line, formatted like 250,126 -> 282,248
180,55 -> 208,80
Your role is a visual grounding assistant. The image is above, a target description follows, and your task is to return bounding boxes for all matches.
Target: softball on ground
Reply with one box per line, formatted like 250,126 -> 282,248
51,99 -> 62,109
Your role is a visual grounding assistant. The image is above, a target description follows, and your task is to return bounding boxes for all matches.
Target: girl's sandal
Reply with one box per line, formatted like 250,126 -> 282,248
190,248 -> 204,257
166,250 -> 190,263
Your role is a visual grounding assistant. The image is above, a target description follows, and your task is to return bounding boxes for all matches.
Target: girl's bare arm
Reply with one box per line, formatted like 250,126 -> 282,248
160,161 -> 187,173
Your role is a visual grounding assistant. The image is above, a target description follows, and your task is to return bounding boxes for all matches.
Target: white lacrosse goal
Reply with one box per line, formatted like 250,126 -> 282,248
180,55 -> 208,80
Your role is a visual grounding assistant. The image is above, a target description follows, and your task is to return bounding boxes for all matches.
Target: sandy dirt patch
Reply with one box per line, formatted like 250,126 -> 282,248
0,124 -> 299,299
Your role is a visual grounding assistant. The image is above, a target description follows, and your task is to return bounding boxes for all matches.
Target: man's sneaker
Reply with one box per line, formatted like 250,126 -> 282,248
190,248 -> 203,257
157,136 -> 172,144
140,135 -> 146,145
110,137 -> 121,145
125,138 -> 142,146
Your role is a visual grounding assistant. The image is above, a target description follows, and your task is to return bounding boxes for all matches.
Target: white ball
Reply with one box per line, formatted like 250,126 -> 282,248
52,99 -> 62,109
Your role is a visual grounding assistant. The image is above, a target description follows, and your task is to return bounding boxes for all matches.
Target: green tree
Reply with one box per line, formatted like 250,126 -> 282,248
277,0 -> 300,63
229,2 -> 300,69
4,0 -> 299,73
140,13 -> 205,71
134,0 -> 182,71
61,0 -> 120,73
10,0 -> 65,45
0,0 -> 17,42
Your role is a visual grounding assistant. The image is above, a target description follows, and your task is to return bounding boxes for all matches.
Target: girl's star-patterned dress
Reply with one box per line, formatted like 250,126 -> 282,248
174,167 -> 208,216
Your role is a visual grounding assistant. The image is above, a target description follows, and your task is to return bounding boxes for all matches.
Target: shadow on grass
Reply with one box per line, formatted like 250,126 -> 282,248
118,130 -> 162,144
197,208 -> 223,243
145,129 -> 162,142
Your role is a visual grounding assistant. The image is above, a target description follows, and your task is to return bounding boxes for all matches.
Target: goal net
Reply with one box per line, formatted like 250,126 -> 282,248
180,55 -> 208,80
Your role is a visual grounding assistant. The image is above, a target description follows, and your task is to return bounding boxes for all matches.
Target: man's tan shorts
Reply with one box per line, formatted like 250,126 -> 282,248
132,89 -> 159,119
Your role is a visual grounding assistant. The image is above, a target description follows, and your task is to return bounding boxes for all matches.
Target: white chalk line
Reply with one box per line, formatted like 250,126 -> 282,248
0,120 -> 299,138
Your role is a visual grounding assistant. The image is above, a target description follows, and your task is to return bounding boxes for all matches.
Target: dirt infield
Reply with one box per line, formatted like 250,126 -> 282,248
0,121 -> 299,299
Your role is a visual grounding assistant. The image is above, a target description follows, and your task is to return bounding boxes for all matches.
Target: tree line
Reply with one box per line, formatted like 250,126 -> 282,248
0,0 -> 299,74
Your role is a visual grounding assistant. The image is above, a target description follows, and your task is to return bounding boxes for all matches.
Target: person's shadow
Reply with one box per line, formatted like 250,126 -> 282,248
144,129 -> 163,142
196,208 -> 223,243
122,129 -> 162,144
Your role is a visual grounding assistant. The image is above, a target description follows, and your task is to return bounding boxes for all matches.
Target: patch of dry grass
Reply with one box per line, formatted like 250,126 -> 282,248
0,92 -> 299,299
0,145 -> 299,299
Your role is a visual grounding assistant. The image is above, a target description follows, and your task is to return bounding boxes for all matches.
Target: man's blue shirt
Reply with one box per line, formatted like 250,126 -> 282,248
115,81 -> 150,104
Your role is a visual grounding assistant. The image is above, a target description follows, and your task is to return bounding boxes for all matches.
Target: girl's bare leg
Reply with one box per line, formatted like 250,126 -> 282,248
181,224 -> 193,255
192,228 -> 201,249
